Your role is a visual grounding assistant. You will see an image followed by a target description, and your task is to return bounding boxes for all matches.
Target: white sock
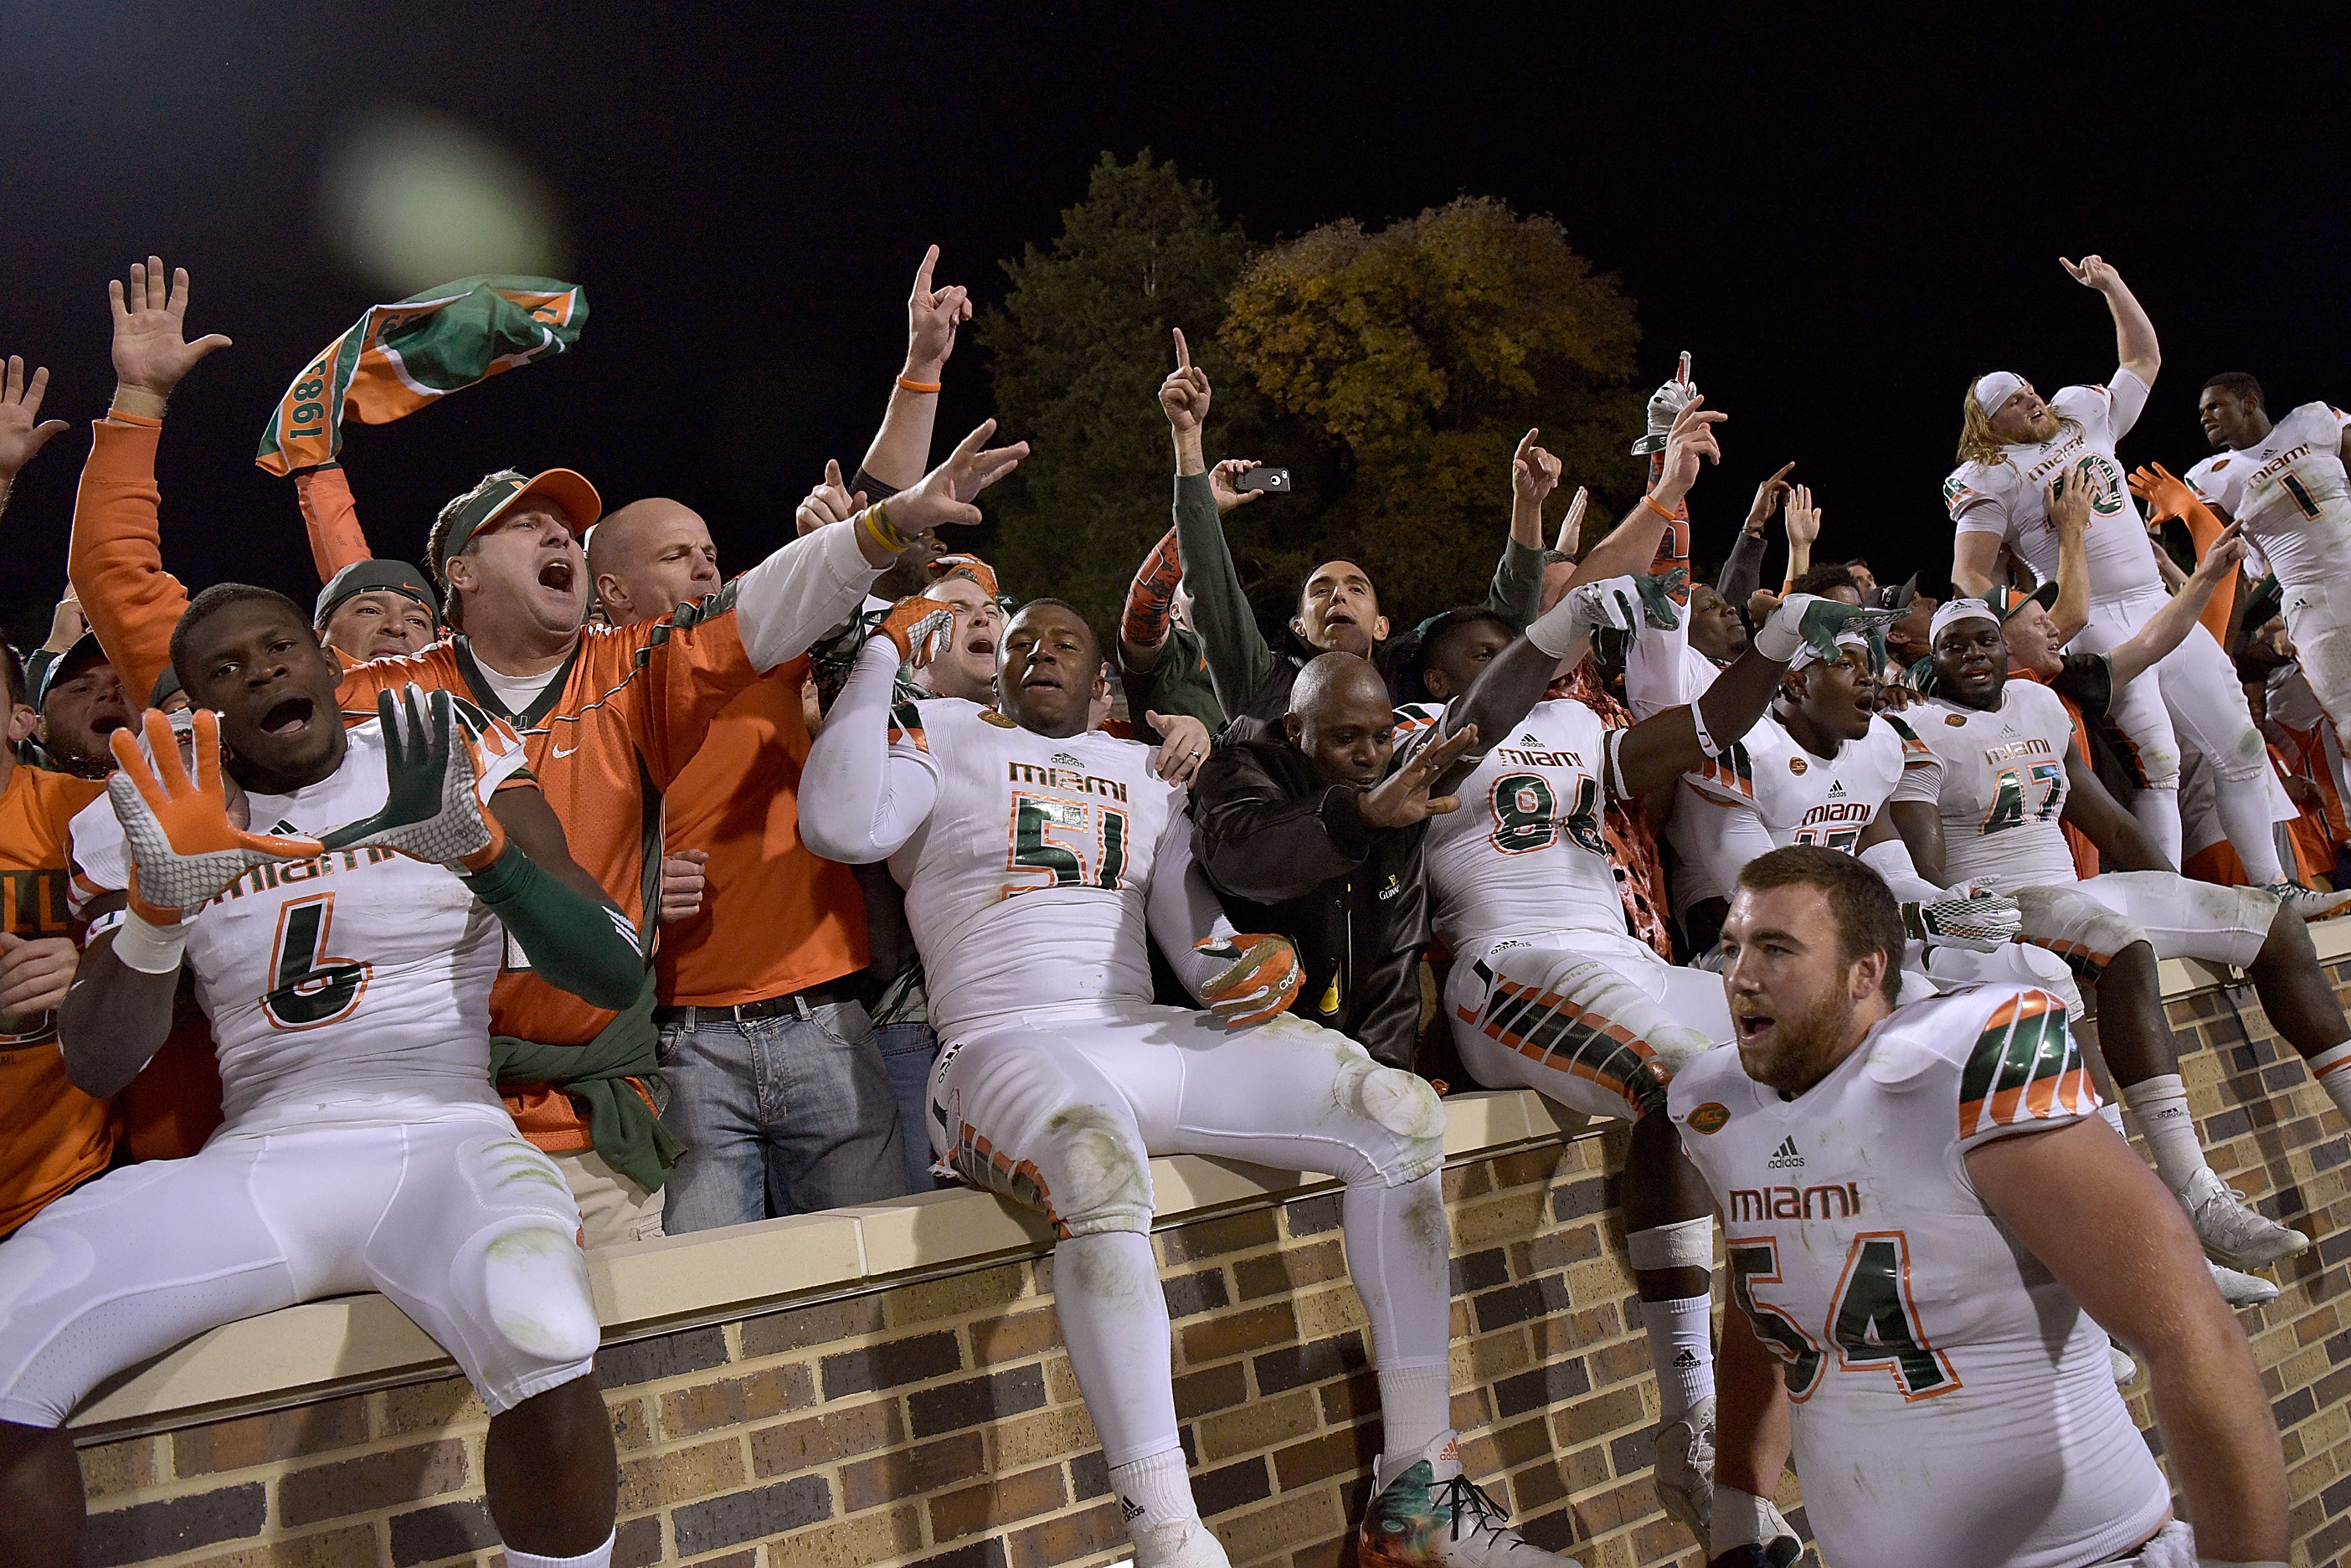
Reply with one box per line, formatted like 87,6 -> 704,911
1373,1360 -> 1452,1477
1052,1231 -> 1181,1472
1109,1445 -> 1198,1538
504,1531 -> 614,1568
2099,1102 -> 2128,1139
2309,1041 -> 2351,1121
2215,769 -> 2285,882
2132,785 -> 2184,868
1638,1296 -> 1716,1423
2121,1075 -> 2208,1195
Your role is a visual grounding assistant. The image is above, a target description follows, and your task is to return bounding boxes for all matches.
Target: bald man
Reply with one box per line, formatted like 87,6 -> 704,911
1189,652 -> 1484,1068
589,498 -> 910,1232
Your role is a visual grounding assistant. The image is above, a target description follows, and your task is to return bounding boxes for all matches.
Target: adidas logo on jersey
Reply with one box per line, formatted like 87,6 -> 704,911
2000,724 -> 2017,738
1520,733 -> 1542,746
1767,1135 -> 1806,1170
1826,780 -> 1845,798
1052,752 -> 1082,768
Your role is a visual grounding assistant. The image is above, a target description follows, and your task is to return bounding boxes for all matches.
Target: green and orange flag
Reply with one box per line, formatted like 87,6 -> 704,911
255,275 -> 587,476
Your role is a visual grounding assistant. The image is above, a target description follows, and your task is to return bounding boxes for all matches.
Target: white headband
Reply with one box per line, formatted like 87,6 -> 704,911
1789,629 -> 1872,672
1930,598 -> 2002,643
1973,371 -> 2025,416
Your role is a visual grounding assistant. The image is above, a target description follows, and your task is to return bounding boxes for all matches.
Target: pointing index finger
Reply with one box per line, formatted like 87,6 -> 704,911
1173,327 -> 1191,372
913,244 -> 939,295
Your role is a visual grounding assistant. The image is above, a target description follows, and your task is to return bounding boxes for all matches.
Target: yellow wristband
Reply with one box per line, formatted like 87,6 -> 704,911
859,501 -> 916,557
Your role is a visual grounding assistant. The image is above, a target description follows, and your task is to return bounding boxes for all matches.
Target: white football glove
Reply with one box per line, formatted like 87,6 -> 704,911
1903,890 -> 2024,952
1706,1483 -> 1801,1568
1632,350 -> 1698,455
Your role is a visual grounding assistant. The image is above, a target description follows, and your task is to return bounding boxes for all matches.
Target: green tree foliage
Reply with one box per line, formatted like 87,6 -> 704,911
1222,198 -> 1644,619
979,152 -> 1263,636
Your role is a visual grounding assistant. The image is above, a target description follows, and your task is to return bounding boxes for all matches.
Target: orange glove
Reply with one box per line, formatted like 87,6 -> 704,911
929,553 -> 1000,601
873,594 -> 959,670
2131,462 -> 2235,641
106,710 -> 323,922
1195,933 -> 1304,1027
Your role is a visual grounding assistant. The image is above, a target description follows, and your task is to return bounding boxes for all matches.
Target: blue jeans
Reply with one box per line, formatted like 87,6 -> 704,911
874,1019 -> 951,1190
656,996 -> 909,1234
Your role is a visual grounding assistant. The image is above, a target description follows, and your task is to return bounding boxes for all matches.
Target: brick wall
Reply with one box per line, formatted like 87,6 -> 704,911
71,962 -> 2351,1568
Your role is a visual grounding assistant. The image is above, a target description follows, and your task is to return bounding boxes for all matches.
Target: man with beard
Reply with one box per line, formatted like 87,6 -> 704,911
1677,846 -> 2285,1568
28,635 -> 131,782
1888,599 -> 2349,1272
1945,256 -> 2310,910
803,598 -> 1570,1568
0,586 -> 645,1568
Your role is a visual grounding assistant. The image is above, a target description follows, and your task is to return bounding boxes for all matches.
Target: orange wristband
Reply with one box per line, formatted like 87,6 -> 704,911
1642,495 -> 1679,522
896,376 -> 943,394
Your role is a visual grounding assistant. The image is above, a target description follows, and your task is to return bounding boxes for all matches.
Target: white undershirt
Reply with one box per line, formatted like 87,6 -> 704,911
472,660 -> 563,715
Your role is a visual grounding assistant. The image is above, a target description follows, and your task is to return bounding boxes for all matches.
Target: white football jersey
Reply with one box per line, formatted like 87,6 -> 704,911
1947,374 -> 2163,605
1399,697 -> 1627,961
1669,984 -> 2164,1568
1684,709 -> 1928,854
69,717 -> 532,1135
1891,681 -> 2081,890
2186,402 -> 2351,591
886,699 -> 1185,1035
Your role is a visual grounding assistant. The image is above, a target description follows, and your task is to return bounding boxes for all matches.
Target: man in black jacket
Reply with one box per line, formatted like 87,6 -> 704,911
1187,652 -> 1477,1067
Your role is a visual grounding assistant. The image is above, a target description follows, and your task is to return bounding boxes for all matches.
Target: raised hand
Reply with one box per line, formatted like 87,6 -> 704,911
0,933 -> 78,1018
1651,396 -> 1727,509
872,594 -> 959,669
795,459 -> 867,537
1359,724 -> 1479,829
2045,463 -> 2092,538
2127,460 -> 2199,526
0,357 -> 67,479
1512,429 -> 1563,506
1744,461 -> 1796,535
1554,486 -> 1589,555
1207,458 -> 1265,515
1159,327 -> 1212,434
1194,933 -> 1304,1027
42,592 -> 85,655
109,257 -> 232,407
1753,594 -> 1902,666
107,710 -> 322,920
1633,350 -> 1697,455
1148,710 -> 1211,784
1783,483 -> 1820,549
906,244 -> 971,378
882,419 -> 1029,536
317,687 -> 507,871
2060,254 -> 2123,294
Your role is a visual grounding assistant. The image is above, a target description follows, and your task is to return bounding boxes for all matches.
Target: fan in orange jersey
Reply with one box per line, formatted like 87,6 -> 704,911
64,259 -> 1026,1243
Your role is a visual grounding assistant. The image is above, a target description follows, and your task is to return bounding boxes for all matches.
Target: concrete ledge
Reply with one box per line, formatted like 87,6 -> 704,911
66,918 -> 2351,1440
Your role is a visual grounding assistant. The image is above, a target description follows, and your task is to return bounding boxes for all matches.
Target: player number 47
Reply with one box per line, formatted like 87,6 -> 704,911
1979,762 -> 2062,835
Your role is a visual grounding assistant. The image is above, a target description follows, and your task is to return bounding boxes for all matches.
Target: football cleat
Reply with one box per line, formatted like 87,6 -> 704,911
2109,1343 -> 2138,1385
2264,880 -> 2351,921
1707,1483 -> 1801,1568
1131,1519 -> 1232,1568
2209,1260 -> 2281,1308
1358,1432 -> 1582,1568
2184,1166 -> 2310,1270
1651,1394 -> 1715,1541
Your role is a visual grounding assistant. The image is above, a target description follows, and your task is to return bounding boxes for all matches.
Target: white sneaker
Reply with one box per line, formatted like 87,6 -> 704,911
1357,1432 -> 1582,1567
2210,1260 -> 2282,1307
1650,1394 -> 1715,1541
1131,1519 -> 1231,1568
2265,880 -> 2351,920
2110,1344 -> 2138,1385
2184,1166 -> 2310,1269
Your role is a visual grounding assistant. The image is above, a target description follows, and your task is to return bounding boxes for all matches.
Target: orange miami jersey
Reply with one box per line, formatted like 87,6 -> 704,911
0,766 -> 110,1235
69,711 -> 533,1134
1669,984 -> 2165,1568
335,599 -> 762,1046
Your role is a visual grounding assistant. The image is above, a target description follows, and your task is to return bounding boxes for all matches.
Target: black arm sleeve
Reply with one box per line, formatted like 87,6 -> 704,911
1716,528 -> 1767,604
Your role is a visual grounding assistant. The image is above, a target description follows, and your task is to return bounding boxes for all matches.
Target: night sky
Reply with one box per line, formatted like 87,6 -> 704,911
3,5 -> 2345,646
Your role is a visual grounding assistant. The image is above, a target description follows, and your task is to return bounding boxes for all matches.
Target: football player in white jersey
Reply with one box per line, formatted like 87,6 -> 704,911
1399,581 -> 1908,1543
2184,373 -> 2351,728
801,598 -> 1568,1568
1946,256 -> 2288,895
1679,847 -> 2286,1568
0,586 -> 647,1568
1890,599 -> 2351,1272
